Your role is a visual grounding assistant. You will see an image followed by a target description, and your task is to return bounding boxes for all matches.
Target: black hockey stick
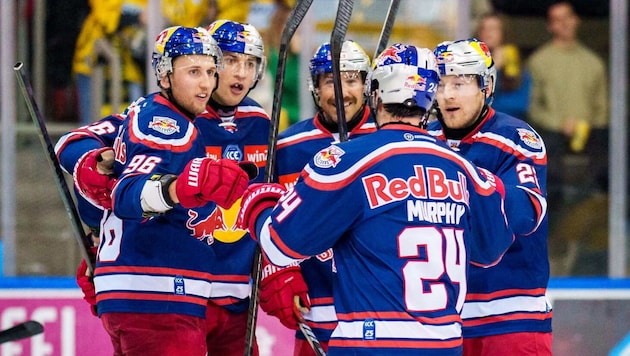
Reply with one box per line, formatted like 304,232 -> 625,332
330,0 -> 355,142
13,62 -> 95,273
245,1 -> 314,355
373,0 -> 401,59
294,296 -> 326,356
0,321 -> 44,344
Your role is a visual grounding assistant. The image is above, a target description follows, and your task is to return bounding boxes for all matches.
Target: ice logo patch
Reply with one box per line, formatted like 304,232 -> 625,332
174,276 -> 185,295
314,145 -> 345,168
363,319 -> 376,340
149,116 -> 180,135
403,132 -> 415,141
224,144 -> 243,161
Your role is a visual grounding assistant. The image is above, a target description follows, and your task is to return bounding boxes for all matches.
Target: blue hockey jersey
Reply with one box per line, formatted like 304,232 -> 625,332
427,108 -> 552,337
95,93 -> 219,318
255,124 -> 515,355
275,108 -> 376,342
195,96 -> 270,313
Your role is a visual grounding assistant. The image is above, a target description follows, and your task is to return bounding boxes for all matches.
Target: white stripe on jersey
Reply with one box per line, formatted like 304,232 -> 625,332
238,105 -> 268,116
130,113 -> 196,147
303,140 -> 494,192
331,319 -> 461,340
259,216 -> 304,267
210,281 -> 250,299
474,131 -> 546,160
278,128 -> 326,146
94,274 -> 212,298
304,304 -> 337,323
461,295 -> 551,319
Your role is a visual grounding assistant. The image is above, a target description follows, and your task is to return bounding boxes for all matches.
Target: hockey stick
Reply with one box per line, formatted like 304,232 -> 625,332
373,0 -> 401,59
13,62 -> 95,273
245,1 -> 314,355
294,296 -> 326,356
330,0 -> 355,142
0,321 -> 44,344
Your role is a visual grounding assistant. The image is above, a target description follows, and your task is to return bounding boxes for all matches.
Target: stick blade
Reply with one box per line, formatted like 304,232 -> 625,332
0,321 -> 44,344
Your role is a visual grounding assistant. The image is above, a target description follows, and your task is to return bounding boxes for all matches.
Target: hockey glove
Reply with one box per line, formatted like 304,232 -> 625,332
175,158 -> 249,209
76,247 -> 98,317
74,148 -> 117,209
235,183 -> 286,239
260,262 -> 310,330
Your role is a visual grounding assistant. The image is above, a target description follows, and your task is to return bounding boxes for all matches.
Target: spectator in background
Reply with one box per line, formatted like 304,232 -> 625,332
161,0 -> 252,28
71,0 -> 124,126
527,1 -> 609,260
476,12 -> 531,120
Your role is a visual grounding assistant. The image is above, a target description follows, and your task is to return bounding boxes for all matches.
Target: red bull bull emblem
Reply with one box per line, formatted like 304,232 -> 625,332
186,208 -> 227,245
148,116 -> 180,135
314,145 -> 345,168
436,51 -> 454,64
377,45 -> 404,65
517,128 -> 542,149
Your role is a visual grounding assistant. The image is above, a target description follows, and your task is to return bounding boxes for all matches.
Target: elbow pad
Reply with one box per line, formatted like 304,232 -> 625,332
140,174 -> 177,214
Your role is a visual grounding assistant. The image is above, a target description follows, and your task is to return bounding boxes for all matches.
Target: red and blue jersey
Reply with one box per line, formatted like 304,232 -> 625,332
195,96 -> 270,313
255,124 -> 515,355
428,108 -> 552,337
275,107 -> 376,343
96,93 -> 218,318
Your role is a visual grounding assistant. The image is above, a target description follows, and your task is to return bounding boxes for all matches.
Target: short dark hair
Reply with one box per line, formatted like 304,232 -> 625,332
383,103 -> 427,118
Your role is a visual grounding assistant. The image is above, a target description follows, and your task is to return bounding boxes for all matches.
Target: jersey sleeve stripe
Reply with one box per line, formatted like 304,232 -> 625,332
474,131 -> 547,165
127,111 -> 197,152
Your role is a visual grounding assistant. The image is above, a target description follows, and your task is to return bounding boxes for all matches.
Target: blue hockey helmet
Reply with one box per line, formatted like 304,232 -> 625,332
368,43 -> 440,112
206,19 -> 266,82
308,40 -> 371,91
152,26 -> 222,81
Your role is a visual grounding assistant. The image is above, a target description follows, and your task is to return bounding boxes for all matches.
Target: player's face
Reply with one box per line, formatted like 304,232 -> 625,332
212,51 -> 259,106
316,71 -> 365,123
162,55 -> 218,115
436,74 -> 486,129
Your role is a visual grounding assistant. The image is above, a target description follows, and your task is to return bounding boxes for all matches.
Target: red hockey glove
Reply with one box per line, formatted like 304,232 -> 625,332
259,263 -> 310,330
74,148 -> 117,209
236,183 -> 286,239
175,158 -> 249,209
76,247 -> 98,317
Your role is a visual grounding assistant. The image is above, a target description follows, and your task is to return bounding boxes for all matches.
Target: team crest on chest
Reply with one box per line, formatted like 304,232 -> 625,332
517,128 -> 542,149
314,145 -> 344,168
148,116 -> 180,135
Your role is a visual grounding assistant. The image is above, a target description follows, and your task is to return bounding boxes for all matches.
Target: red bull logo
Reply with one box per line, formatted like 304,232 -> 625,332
362,165 -> 470,209
314,145 -> 345,168
517,128 -> 542,149
436,51 -> 454,64
186,208 -> 227,244
404,73 -> 427,91
148,116 -> 180,135
377,45 -> 404,65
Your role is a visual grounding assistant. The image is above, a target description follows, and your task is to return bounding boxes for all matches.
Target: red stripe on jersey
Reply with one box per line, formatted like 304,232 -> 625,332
337,311 -> 462,325
95,265 -> 214,280
463,310 -> 553,327
329,337 -> 462,349
96,291 -> 207,306
268,225 -> 310,260
465,288 -> 547,301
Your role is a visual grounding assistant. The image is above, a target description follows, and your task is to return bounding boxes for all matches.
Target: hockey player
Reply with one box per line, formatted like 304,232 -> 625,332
430,38 -> 552,355
200,19 -> 270,356
262,40 -> 375,355
237,43 -> 515,356
57,21 -> 270,356
93,26 -> 250,355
